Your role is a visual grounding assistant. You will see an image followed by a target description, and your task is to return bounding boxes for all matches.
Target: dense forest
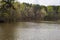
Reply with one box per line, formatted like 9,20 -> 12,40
0,0 -> 60,22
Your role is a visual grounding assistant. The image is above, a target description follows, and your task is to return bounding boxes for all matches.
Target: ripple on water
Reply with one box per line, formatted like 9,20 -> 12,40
13,22 -> 60,40
0,22 -> 60,40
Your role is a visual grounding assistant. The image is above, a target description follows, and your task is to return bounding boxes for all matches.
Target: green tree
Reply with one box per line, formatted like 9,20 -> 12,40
0,0 -> 16,22
58,6 -> 60,19
46,6 -> 54,20
32,4 -> 41,20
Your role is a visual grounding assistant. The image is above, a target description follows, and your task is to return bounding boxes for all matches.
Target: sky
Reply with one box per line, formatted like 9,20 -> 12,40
17,0 -> 60,6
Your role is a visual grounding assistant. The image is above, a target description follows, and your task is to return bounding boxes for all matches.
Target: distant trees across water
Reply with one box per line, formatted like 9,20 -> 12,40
0,0 -> 60,22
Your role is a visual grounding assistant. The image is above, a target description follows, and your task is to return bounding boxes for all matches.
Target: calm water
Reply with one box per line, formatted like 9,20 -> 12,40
0,22 -> 60,40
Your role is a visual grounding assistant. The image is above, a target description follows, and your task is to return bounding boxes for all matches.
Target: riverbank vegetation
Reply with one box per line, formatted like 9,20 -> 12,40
0,0 -> 60,22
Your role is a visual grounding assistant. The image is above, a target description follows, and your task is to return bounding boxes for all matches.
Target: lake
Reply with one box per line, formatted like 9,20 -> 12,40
0,22 -> 60,40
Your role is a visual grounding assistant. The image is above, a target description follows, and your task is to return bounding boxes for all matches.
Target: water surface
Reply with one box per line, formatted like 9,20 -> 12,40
0,22 -> 60,40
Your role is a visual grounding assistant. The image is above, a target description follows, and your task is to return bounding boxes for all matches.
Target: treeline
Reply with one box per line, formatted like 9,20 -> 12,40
0,0 -> 60,22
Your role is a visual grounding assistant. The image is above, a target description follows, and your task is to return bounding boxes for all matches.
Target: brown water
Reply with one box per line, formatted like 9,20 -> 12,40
0,22 -> 60,40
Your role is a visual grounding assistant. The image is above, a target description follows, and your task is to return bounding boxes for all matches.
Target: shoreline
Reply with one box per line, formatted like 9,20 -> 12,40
0,20 -> 60,24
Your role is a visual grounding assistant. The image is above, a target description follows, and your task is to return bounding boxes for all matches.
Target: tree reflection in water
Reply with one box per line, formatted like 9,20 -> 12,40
0,22 -> 19,40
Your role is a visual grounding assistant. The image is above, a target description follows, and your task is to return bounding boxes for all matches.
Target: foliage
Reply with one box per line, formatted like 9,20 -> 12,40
0,0 -> 60,22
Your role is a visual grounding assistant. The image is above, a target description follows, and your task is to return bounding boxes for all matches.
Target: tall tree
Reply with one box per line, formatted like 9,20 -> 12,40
0,0 -> 16,22
1,0 -> 15,9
